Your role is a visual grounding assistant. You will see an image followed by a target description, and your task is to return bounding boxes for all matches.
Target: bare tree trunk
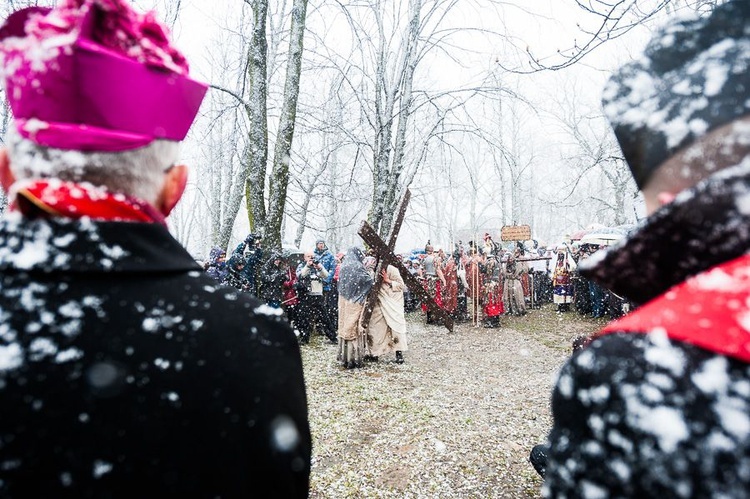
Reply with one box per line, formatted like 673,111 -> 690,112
368,10 -> 395,236
378,0 -> 421,238
245,0 -> 269,233
292,160 -> 326,248
266,0 -> 308,251
367,0 -> 422,238
293,189 -> 312,249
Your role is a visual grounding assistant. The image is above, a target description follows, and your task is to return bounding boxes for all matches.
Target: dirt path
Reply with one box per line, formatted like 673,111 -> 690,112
302,303 -> 606,498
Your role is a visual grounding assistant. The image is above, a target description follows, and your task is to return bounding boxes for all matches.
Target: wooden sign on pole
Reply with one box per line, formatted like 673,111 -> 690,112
501,225 -> 531,241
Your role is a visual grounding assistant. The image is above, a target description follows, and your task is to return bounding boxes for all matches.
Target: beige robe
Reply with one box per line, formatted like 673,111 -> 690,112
503,260 -> 527,315
337,296 -> 367,367
367,265 -> 408,356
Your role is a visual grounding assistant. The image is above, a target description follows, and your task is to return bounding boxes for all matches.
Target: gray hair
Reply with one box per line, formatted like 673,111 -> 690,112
4,125 -> 180,204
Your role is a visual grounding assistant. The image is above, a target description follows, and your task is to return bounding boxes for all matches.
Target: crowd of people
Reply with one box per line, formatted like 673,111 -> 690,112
397,233 -> 631,329
400,236 -> 542,328
201,229 -> 632,349
202,237 -> 408,369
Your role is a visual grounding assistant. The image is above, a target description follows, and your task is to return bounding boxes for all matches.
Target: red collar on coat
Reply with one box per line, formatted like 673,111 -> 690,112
596,254 -> 750,363
11,180 -> 166,226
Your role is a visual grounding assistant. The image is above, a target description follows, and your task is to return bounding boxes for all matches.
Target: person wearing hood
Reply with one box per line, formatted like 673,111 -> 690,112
551,245 -> 576,313
282,257 -> 301,335
481,254 -> 504,327
227,233 -> 263,296
421,243 -> 445,324
337,247 -> 374,369
0,1 -> 311,497
541,2 -> 750,496
441,251 -> 459,319
204,246 -> 228,283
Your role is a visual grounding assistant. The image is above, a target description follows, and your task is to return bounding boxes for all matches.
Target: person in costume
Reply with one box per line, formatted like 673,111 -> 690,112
0,1 -> 311,496
367,264 -> 408,364
482,254 -> 503,327
464,247 -> 484,325
551,245 -> 576,312
336,247 -> 373,369
441,250 -> 459,319
541,2 -> 750,496
502,253 -> 526,316
420,243 -> 445,324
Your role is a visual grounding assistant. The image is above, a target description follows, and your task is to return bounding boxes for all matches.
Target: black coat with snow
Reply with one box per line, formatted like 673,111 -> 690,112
543,164 -> 750,498
0,216 -> 311,498
260,255 -> 288,304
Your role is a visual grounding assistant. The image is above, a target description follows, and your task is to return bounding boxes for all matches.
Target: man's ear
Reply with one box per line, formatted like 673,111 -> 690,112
157,164 -> 188,217
0,148 -> 16,193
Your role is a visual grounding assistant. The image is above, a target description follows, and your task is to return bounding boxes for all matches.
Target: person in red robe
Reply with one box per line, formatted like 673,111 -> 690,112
441,250 -> 459,316
482,255 -> 504,327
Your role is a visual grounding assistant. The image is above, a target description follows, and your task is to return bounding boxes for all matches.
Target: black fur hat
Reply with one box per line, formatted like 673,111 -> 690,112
602,1 -> 750,189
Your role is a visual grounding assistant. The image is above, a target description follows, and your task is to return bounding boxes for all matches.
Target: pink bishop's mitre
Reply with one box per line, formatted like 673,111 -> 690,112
0,0 -> 208,152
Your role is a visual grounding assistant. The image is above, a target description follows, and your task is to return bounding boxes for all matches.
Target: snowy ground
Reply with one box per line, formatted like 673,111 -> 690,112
301,303 -> 607,498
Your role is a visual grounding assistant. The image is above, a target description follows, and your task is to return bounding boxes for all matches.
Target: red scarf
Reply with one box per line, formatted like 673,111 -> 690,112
11,180 -> 165,225
597,254 -> 750,363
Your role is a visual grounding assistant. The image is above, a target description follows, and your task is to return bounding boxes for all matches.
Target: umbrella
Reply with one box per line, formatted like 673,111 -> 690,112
580,232 -> 623,246
569,228 -> 593,241
594,226 -> 629,235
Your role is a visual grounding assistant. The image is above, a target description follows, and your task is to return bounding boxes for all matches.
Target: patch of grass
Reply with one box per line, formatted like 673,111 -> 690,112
502,303 -> 602,351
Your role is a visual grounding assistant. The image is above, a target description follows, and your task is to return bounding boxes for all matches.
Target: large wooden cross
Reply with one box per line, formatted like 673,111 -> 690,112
358,189 -> 454,332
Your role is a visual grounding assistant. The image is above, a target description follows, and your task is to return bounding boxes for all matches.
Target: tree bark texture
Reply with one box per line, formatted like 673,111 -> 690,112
245,0 -> 269,234
267,0 -> 308,251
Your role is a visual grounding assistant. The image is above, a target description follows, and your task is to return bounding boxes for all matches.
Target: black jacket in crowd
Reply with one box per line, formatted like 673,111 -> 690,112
260,254 -> 288,304
0,217 -> 311,498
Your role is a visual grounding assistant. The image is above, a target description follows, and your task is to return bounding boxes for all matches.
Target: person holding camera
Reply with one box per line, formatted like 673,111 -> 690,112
295,252 -> 338,344
227,233 -> 263,296
313,239 -> 338,331
259,251 -> 288,309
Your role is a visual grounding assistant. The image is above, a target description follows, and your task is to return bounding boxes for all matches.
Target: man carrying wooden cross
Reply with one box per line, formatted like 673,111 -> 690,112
358,190 -> 454,355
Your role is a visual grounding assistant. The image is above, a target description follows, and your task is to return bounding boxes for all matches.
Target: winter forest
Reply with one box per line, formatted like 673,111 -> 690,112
0,0 -> 724,257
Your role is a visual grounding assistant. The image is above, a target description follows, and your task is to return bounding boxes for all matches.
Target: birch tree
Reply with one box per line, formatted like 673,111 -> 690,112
226,0 -> 309,251
263,0 -> 308,250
